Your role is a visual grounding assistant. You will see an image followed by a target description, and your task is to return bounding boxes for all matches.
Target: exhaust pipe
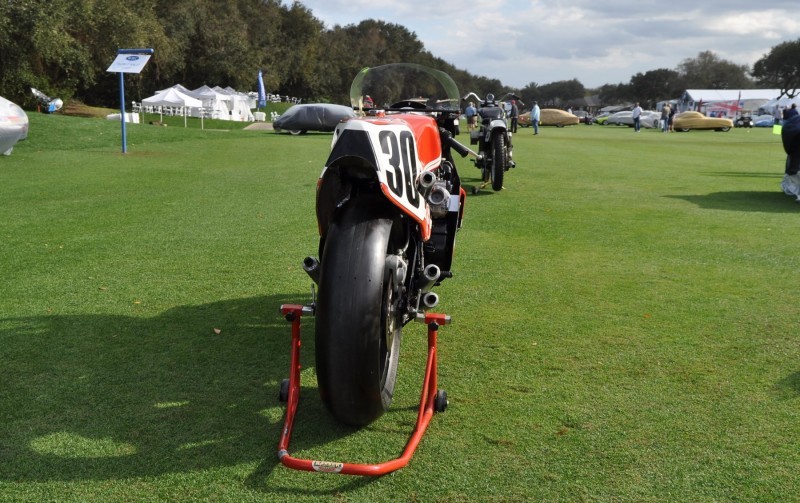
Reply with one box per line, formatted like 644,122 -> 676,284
417,171 -> 436,198
303,256 -> 320,285
421,291 -> 439,309
428,186 -> 449,207
419,264 -> 441,292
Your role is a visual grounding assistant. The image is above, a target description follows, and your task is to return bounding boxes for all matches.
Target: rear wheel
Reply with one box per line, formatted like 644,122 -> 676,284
491,133 -> 505,191
315,196 -> 403,426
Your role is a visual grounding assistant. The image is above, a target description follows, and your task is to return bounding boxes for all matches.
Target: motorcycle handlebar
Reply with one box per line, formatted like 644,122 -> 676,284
439,128 -> 477,159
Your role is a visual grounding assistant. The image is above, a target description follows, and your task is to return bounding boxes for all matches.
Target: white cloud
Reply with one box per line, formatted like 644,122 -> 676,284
294,0 -> 800,89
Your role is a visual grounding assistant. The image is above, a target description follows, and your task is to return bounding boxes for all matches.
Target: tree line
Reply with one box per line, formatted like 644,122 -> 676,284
1,0 -> 798,111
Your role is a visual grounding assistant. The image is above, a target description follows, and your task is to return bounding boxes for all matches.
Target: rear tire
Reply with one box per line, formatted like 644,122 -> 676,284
491,133 -> 505,191
315,196 -> 403,426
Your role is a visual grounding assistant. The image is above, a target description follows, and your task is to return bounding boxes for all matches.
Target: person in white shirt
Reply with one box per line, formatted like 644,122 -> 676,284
531,101 -> 540,135
632,103 -> 643,132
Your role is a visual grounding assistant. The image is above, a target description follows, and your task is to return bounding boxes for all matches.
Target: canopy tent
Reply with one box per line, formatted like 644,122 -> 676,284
156,83 -> 194,96
190,85 -> 232,120
142,87 -> 202,108
761,96 -> 800,115
142,88 -> 202,126
140,83 -> 256,123
212,86 -> 254,122
680,89 -> 782,116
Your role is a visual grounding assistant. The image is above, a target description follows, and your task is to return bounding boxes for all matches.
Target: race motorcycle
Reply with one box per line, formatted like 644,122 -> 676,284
301,63 -> 471,426
462,92 -> 517,193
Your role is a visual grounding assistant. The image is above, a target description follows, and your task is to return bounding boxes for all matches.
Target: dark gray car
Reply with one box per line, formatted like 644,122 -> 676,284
273,103 -> 356,135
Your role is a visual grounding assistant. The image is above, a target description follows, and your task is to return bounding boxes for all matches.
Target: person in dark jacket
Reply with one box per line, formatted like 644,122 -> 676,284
780,113 -> 800,199
783,103 -> 798,121
509,100 -> 519,133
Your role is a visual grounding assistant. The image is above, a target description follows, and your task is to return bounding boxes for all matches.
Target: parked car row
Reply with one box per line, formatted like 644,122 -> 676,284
591,109 -> 733,132
272,103 -> 735,135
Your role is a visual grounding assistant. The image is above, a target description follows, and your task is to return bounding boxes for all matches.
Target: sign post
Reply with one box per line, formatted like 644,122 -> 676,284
106,48 -> 153,153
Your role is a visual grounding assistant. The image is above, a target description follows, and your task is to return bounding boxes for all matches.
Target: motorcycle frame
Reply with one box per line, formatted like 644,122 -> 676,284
277,304 -> 451,476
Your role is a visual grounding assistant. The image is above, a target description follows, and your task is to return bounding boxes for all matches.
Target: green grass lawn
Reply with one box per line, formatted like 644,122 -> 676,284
1,114 -> 798,502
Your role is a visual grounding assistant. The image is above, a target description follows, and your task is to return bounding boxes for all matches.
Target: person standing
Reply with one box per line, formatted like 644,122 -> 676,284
668,105 -> 677,132
632,102 -> 643,132
785,103 -> 799,121
509,100 -> 519,133
531,101 -> 540,135
465,101 -> 477,131
661,103 -> 671,132
774,105 -> 783,126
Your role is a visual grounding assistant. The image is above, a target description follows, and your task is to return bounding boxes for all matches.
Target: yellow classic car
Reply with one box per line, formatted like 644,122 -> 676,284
672,111 -> 733,132
519,108 -> 580,127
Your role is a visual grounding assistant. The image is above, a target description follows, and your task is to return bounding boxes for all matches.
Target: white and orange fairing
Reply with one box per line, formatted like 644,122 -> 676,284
319,112 -> 443,241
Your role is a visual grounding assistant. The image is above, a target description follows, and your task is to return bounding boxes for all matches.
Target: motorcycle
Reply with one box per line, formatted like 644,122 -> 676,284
300,63 -> 471,426
463,92 -> 517,193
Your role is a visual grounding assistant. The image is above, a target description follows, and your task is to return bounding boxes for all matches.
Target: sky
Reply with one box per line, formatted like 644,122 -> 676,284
293,0 -> 800,89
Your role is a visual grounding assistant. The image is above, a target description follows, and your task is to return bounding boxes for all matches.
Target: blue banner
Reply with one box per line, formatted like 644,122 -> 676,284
257,70 -> 266,108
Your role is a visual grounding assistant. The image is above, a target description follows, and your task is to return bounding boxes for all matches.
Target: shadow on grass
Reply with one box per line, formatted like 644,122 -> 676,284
665,191 -> 799,213
774,371 -> 800,399
700,172 -> 783,178
0,294 -> 370,485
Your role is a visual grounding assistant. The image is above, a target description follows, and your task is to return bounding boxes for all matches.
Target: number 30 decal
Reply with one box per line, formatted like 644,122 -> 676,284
379,130 -> 420,207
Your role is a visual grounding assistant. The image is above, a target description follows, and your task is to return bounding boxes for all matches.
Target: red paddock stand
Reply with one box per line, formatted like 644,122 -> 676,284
276,304 -> 451,476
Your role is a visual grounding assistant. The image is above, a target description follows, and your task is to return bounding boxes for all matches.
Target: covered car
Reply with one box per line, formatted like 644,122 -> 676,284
273,103 -> 356,134
673,111 -> 732,132
607,110 -> 660,128
519,108 -> 580,127
540,109 -> 580,127
0,96 -> 29,155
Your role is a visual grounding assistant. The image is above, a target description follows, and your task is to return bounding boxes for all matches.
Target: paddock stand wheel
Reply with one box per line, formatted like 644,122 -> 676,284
434,390 -> 448,412
276,304 -> 451,476
278,379 -> 290,402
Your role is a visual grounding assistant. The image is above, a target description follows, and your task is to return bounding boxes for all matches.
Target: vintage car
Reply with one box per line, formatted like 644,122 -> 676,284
672,111 -> 733,132
0,96 -> 29,155
606,110 -> 661,128
519,108 -> 580,127
273,103 -> 356,135
594,112 -> 611,125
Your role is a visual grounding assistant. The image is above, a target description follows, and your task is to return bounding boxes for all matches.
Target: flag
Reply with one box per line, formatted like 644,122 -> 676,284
257,69 -> 266,109
736,90 -> 741,118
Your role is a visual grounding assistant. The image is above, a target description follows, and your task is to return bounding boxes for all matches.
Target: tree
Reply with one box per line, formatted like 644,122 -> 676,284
598,83 -> 631,106
677,50 -> 753,89
752,39 -> 800,98
534,79 -> 585,107
629,69 -> 684,107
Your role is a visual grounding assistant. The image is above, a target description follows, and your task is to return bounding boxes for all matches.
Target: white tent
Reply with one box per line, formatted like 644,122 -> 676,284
212,86 -> 254,122
142,88 -> 203,125
141,83 -> 255,123
190,85 -> 232,120
761,96 -> 800,114
142,87 -> 202,109
157,83 -> 194,96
